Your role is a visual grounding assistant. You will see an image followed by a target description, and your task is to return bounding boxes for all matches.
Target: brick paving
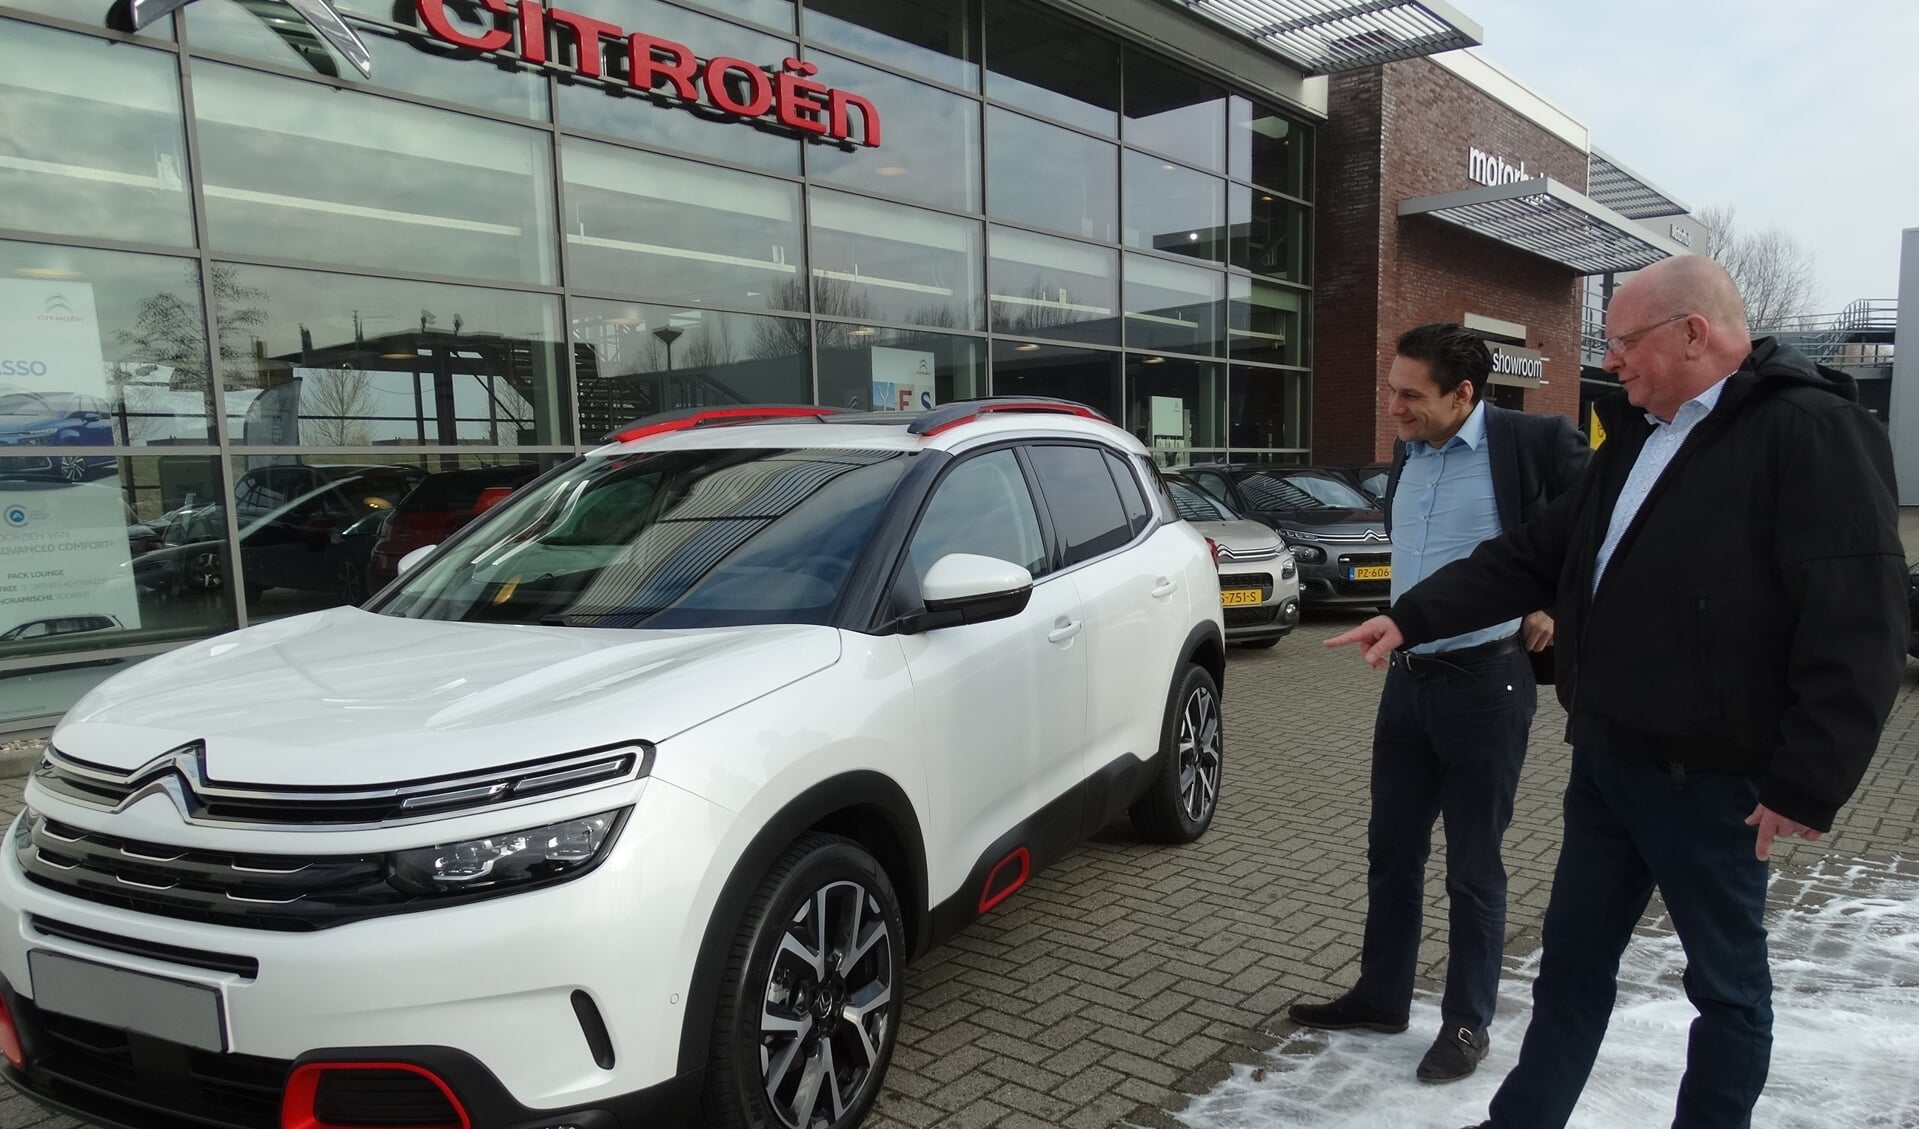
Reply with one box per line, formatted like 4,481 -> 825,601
3,510 -> 1916,1129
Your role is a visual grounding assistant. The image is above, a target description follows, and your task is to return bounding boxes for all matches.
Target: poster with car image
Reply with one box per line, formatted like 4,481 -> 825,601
0,479 -> 141,644
0,279 -> 114,476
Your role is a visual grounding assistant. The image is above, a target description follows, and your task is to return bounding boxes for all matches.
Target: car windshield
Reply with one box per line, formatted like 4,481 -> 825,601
1165,478 -> 1236,522
1238,471 -> 1372,511
375,447 -> 910,629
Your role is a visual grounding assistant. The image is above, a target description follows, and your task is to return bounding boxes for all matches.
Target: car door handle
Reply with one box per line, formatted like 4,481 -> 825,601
1151,578 -> 1178,599
1047,618 -> 1082,644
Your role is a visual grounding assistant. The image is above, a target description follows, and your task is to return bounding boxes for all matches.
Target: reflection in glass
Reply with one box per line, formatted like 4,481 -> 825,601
0,23 -> 192,247
228,453 -> 565,622
817,324 -> 985,413
571,299 -> 811,441
989,227 -> 1118,346
986,108 -> 1116,241
182,0 -> 549,120
1229,277 -> 1306,368
989,341 -> 1119,421
1122,47 -> 1225,172
563,138 -> 805,311
1124,254 -> 1224,357
804,0 -> 980,91
5,2 -> 172,35
1122,152 -> 1225,262
214,264 -> 570,447
804,51 -> 981,214
694,0 -> 796,31
1229,367 -> 1310,451
1127,353 -> 1224,451
0,456 -> 237,685
556,1 -> 800,175
1230,96 -> 1311,199
194,63 -> 557,286
0,241 -> 225,445
809,190 -> 983,330
1230,186 -> 1311,282
983,0 -> 1118,135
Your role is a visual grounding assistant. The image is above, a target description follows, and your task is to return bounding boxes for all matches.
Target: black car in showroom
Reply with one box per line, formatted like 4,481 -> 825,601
1180,463 -> 1391,608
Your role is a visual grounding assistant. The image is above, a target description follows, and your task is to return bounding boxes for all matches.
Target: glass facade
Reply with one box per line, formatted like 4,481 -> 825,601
0,0 -> 1314,723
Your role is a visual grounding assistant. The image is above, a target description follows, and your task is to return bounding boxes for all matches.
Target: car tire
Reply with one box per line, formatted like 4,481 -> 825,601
1128,663 -> 1223,844
188,550 -> 223,592
335,560 -> 368,605
702,833 -> 906,1129
57,455 -> 87,483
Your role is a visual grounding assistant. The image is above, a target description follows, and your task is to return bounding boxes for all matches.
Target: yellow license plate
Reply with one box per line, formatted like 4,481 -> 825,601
1220,588 -> 1264,607
1350,565 -> 1392,581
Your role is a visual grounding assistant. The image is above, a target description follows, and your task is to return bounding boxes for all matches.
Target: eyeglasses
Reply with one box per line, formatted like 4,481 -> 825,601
1604,313 -> 1688,355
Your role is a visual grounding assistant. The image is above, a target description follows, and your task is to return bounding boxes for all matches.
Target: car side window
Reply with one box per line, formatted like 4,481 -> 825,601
1104,452 -> 1151,537
908,450 -> 1047,583
1028,444 -> 1132,567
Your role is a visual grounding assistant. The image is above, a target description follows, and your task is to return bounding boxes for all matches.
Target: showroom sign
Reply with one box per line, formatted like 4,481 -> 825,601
1486,341 -> 1545,388
126,0 -> 881,147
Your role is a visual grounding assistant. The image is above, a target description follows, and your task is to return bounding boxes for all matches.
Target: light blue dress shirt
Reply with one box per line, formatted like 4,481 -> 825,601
1390,402 -> 1518,654
1592,376 -> 1732,591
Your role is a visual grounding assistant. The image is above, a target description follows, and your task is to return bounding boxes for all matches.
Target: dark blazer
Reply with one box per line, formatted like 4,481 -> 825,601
1382,402 -> 1591,680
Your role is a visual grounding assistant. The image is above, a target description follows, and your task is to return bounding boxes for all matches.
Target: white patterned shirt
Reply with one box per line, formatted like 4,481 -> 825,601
1592,375 -> 1733,590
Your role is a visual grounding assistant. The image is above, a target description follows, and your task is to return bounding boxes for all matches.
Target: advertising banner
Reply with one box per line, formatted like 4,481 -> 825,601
0,479 -> 141,639
0,279 -> 108,399
870,347 -> 936,412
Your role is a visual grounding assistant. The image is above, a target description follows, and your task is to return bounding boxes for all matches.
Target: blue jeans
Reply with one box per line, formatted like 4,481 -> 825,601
1350,646 -> 1534,1033
1488,745 -> 1773,1129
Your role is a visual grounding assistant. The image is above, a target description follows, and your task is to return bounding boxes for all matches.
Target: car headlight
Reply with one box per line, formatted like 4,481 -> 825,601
388,810 -> 625,896
1288,543 -> 1326,564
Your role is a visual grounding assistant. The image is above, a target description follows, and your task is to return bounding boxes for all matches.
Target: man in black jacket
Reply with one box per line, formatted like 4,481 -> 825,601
1287,324 -> 1588,1084
1329,256 -> 1908,1129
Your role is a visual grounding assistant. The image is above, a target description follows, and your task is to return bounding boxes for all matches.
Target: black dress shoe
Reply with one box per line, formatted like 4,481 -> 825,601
1286,993 -> 1410,1034
1417,1025 -> 1490,1083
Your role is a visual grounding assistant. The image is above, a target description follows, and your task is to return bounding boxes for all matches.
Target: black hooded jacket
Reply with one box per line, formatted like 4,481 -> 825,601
1388,338 -> 1908,831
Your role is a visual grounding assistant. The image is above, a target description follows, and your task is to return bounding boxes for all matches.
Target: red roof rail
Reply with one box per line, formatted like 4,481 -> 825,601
908,398 -> 1108,438
605,405 -> 848,444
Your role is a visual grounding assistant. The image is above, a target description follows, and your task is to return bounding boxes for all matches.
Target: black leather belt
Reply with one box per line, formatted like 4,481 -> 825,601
1387,633 -> 1522,677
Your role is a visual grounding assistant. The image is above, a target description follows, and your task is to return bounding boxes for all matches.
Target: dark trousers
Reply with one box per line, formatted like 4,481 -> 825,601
1488,746 -> 1773,1129
1351,646 -> 1534,1034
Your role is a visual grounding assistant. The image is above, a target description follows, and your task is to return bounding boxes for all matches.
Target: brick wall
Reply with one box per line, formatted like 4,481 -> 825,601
1314,58 -> 1585,464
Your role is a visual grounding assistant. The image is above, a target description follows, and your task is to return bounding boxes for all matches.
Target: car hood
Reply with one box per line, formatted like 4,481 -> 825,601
1260,507 -> 1383,530
52,608 -> 841,787
1188,518 -> 1284,553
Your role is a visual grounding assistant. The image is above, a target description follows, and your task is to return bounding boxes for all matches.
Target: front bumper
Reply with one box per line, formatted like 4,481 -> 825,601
0,779 -> 734,1129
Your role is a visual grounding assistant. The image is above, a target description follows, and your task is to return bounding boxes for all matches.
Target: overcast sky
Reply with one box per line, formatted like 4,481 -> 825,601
1446,0 -> 1919,313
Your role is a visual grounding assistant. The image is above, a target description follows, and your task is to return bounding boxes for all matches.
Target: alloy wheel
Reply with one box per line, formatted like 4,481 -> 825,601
1177,684 -> 1221,822
758,879 -> 893,1129
189,550 -> 222,591
58,456 -> 87,483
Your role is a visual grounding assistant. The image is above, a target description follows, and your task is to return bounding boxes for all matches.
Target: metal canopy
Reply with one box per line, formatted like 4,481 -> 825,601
1163,0 -> 1484,75
1398,178 -> 1689,275
1587,148 -> 1689,220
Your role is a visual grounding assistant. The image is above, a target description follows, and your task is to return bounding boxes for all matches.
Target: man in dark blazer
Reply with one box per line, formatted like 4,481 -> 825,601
1288,323 -> 1588,1082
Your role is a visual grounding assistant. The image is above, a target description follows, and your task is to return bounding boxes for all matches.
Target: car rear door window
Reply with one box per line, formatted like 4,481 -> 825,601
1028,444 -> 1132,566
1104,451 -> 1151,537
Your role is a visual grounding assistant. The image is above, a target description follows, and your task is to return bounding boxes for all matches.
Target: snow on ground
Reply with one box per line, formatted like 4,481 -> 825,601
1175,857 -> 1919,1129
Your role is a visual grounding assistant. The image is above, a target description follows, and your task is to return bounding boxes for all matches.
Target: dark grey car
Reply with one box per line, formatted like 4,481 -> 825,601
1179,463 -> 1392,609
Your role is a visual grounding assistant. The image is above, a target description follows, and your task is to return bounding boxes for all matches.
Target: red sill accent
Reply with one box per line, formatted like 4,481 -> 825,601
977,845 -> 1032,915
916,402 -> 1105,438
0,995 -> 22,1070
281,1061 -> 470,1129
612,406 -> 840,443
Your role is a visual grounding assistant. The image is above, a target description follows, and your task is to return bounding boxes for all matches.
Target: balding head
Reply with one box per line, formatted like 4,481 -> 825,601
1602,254 -> 1755,419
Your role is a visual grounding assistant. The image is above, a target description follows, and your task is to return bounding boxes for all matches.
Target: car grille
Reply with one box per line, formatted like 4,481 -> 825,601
28,1009 -> 288,1129
1215,544 -> 1280,562
1224,606 -> 1283,627
14,810 -> 387,932
33,742 -> 645,830
1219,572 -> 1274,591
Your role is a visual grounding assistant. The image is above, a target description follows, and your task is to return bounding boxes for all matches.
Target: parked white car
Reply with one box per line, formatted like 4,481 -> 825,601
0,400 -> 1227,1129
1164,471 -> 1301,648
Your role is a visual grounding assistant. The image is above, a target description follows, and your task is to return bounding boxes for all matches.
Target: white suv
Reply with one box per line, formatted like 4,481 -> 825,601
0,400 -> 1226,1129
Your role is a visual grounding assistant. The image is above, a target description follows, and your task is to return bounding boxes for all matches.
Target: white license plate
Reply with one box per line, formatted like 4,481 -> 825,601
29,950 -> 226,1052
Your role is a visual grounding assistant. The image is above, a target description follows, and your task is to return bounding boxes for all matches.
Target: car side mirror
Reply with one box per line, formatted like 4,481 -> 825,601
396,545 -> 437,576
898,553 -> 1033,634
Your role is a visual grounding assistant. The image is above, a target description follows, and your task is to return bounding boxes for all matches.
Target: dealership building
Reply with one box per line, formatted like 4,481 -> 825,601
0,0 -> 1699,728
